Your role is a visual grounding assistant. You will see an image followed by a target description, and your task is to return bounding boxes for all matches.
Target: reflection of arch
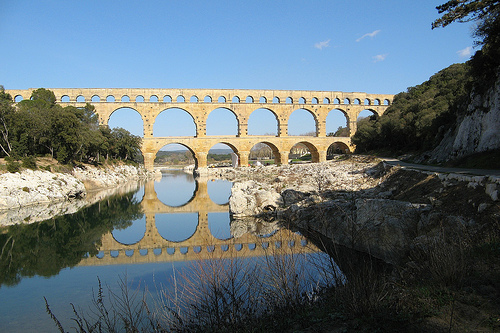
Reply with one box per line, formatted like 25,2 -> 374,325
154,108 -> 197,137
248,108 -> 279,136
156,213 -> 199,242
154,169 -> 198,207
206,179 -> 232,205
208,212 -> 231,240
206,108 -> 239,136
79,178 -> 320,266
111,215 -> 147,245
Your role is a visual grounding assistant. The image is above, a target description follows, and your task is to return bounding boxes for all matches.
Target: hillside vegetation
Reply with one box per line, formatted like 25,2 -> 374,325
353,63 -> 472,154
353,0 -> 500,165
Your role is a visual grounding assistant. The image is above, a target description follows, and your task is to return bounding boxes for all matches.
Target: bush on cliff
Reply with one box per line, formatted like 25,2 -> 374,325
352,63 -> 472,154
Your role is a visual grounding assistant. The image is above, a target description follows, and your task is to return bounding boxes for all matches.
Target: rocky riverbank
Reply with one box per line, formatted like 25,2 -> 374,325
0,164 -> 157,224
220,155 -> 500,264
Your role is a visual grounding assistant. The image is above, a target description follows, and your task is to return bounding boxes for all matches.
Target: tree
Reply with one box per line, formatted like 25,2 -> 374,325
432,0 -> 499,31
0,87 -> 15,156
327,126 -> 349,137
433,1 -> 500,86
352,63 -> 471,153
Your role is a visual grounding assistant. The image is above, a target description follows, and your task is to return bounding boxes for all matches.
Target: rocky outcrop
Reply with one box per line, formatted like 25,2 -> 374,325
229,181 -> 283,217
226,157 -> 499,264
430,73 -> 500,162
73,164 -> 156,190
0,164 -> 156,214
0,170 -> 85,210
0,181 -> 144,226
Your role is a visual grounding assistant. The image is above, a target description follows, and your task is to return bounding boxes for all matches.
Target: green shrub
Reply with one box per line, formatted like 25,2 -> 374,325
6,160 -> 21,173
22,156 -> 37,170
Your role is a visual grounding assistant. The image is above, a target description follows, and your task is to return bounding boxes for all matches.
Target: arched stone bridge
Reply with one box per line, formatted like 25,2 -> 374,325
79,179 -> 318,266
7,88 -> 394,171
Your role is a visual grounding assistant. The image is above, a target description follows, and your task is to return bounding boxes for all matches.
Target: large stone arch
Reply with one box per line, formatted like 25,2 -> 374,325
206,107 -> 239,136
249,141 -> 283,166
108,107 -> 145,137
153,107 -> 197,137
287,108 -> 318,136
287,140 -> 320,163
207,141 -> 242,167
356,108 -> 380,120
247,107 -> 280,136
327,141 -> 351,157
326,108 -> 350,136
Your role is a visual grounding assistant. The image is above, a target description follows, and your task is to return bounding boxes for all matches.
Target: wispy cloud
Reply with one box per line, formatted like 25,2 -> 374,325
314,39 -> 330,50
373,54 -> 388,62
356,29 -> 381,42
457,46 -> 472,58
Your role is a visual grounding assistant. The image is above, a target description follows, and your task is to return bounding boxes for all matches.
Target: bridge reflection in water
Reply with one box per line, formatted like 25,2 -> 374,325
79,175 -> 318,266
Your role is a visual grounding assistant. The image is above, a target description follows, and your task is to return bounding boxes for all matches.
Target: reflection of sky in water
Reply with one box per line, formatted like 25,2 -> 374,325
112,215 -> 146,245
111,184 -> 146,245
155,172 -> 196,207
0,171 -> 323,332
208,212 -> 231,240
156,213 -> 199,242
132,184 -> 145,202
207,179 -> 232,205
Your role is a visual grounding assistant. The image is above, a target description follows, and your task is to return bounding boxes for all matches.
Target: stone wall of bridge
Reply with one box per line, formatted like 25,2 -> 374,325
6,88 -> 394,170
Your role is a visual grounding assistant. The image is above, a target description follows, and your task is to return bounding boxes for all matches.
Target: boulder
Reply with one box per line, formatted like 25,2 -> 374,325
229,181 -> 282,217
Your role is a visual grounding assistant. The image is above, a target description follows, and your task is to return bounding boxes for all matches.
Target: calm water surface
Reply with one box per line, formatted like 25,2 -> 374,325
0,170 -> 319,332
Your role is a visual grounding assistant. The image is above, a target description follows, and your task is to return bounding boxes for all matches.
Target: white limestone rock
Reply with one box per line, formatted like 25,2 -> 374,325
0,170 -> 85,210
229,181 -> 282,217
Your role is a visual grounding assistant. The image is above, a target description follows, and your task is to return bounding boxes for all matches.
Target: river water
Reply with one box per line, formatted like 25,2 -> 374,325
0,170 -> 326,332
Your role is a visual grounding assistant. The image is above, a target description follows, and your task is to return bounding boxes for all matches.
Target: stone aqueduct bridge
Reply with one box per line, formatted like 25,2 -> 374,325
80,180 -> 318,266
7,88 -> 394,171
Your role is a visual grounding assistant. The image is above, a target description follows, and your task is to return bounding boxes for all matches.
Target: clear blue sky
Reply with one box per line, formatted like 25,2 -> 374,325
0,0 -> 476,146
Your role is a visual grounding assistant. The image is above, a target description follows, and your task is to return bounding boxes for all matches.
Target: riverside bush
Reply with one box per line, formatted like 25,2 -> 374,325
6,159 -> 21,173
22,156 -> 37,169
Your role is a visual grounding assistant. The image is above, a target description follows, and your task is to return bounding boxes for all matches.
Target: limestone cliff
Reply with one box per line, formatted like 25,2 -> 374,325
430,72 -> 500,162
